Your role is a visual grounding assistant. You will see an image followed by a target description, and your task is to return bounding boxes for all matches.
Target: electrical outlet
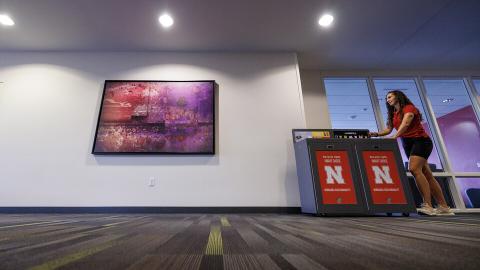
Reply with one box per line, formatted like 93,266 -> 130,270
148,177 -> 156,187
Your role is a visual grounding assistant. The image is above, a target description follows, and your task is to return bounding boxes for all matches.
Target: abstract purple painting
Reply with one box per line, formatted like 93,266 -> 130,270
92,80 -> 215,154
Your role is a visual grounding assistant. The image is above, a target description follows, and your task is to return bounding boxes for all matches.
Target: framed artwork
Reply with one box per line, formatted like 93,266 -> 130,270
92,80 -> 215,155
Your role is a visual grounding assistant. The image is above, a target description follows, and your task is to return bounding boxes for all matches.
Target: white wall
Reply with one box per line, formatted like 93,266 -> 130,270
0,52 -> 306,207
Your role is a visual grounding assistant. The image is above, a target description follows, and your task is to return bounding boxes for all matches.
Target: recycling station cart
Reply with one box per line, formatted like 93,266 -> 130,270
293,129 -> 416,216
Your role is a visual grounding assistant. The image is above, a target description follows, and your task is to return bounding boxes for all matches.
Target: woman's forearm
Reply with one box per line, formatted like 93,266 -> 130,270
393,124 -> 408,139
393,113 -> 414,139
377,128 -> 392,136
371,128 -> 392,137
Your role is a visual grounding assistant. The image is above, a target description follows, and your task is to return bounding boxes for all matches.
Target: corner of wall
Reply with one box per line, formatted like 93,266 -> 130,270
298,69 -> 331,129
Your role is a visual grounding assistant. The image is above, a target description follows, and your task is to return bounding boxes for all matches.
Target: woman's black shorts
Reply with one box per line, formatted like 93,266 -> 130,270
401,137 -> 433,159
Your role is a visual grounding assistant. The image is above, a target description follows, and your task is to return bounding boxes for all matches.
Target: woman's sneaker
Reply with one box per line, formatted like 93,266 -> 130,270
417,203 -> 436,216
435,205 -> 455,216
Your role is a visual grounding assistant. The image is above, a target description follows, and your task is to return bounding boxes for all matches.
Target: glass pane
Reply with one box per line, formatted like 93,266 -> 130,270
324,78 -> 378,131
424,79 -> 480,172
373,79 -> 443,171
456,178 -> 480,208
473,79 -> 480,104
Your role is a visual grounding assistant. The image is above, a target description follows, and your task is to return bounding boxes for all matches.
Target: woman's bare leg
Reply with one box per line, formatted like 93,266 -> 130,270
422,163 -> 448,207
409,155 -> 432,206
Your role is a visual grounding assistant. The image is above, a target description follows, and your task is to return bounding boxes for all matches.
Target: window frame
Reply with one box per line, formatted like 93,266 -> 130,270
321,74 -> 480,211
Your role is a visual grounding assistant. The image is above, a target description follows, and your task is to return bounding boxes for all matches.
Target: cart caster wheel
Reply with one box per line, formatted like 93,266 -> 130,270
402,213 -> 410,217
387,213 -> 393,217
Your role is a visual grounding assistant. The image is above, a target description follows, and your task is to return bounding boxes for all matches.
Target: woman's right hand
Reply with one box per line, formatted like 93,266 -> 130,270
369,131 -> 379,137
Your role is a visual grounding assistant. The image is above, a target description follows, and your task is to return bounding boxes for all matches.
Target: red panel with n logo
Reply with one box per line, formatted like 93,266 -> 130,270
362,151 -> 407,205
315,151 -> 358,205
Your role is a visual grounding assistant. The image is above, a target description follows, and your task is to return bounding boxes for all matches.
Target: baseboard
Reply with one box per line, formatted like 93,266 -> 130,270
0,207 -> 301,214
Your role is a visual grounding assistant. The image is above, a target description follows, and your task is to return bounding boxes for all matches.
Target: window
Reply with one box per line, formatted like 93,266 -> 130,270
324,78 -> 377,131
423,79 -> 480,172
456,178 -> 480,208
321,76 -> 480,209
373,79 -> 443,171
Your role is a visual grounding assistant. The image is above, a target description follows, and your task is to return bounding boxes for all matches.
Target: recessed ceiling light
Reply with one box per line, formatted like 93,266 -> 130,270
318,14 -> 334,27
442,98 -> 454,103
0,14 -> 15,26
158,13 -> 174,28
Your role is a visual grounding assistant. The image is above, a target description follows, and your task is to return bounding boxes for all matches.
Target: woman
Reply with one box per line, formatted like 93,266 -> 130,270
370,90 -> 454,216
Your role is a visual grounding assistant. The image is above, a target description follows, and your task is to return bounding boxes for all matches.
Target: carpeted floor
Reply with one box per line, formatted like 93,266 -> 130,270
0,214 -> 479,270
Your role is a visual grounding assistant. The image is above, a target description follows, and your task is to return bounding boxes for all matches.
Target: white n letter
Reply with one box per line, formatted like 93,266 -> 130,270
373,166 -> 393,184
325,166 -> 345,184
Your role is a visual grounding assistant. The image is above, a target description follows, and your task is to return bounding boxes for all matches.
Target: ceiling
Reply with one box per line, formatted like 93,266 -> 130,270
1,0 -> 479,70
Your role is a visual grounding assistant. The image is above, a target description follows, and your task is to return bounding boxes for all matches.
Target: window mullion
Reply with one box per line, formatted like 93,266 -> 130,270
464,77 -> 480,125
367,76 -> 385,130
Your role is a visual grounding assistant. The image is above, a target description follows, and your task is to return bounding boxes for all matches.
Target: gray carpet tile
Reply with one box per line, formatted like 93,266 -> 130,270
0,214 -> 479,270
